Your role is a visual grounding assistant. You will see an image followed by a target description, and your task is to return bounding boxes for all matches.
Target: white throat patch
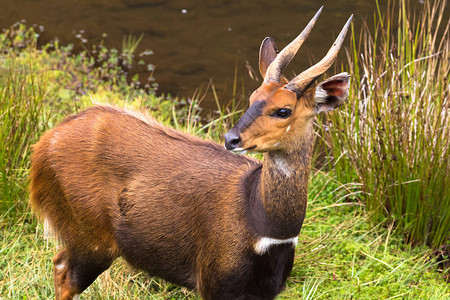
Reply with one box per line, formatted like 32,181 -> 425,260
274,157 -> 294,177
254,236 -> 298,255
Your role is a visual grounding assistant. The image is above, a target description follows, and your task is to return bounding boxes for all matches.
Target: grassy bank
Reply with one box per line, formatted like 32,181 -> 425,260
1,2 -> 449,299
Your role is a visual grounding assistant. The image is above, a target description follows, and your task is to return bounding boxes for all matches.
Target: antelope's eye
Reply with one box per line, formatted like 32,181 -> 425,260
271,108 -> 292,119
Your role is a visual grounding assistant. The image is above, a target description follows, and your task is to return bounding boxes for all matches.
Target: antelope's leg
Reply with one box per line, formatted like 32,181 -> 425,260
53,248 -> 115,300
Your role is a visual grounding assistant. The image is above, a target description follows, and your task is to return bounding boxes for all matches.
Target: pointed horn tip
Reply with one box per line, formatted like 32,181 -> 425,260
264,6 -> 325,83
335,14 -> 354,41
346,14 -> 354,24
313,6 -> 324,19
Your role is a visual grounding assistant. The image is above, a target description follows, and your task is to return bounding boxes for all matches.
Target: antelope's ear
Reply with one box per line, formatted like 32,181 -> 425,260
314,72 -> 350,113
259,37 -> 278,79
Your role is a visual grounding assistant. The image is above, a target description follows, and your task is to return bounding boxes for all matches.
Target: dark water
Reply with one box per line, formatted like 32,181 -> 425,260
0,0 -> 432,106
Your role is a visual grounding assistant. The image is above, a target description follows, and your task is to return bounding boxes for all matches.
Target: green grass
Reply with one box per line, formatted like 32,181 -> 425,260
0,37 -> 55,216
284,171 -> 448,299
322,0 -> 449,248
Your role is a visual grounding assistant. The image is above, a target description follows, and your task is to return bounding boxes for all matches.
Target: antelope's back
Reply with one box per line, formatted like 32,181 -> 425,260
29,106 -> 257,257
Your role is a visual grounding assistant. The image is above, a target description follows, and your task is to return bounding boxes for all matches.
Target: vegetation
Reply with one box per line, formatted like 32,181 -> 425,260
1,0 -> 449,298
2,172 -> 448,299
323,0 -> 449,249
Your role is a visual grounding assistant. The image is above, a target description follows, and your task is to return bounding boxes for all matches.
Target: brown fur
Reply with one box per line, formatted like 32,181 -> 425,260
30,106 -> 259,299
29,15 -> 351,299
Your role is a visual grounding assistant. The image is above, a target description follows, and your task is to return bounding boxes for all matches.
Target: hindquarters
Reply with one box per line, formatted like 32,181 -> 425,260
29,116 -> 121,299
29,136 -> 73,244
29,114 -> 120,253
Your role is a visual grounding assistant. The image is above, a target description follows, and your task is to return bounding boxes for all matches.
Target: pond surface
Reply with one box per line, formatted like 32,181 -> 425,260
0,0 -> 431,107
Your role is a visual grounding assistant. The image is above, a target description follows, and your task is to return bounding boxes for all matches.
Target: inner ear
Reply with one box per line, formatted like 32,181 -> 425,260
314,73 -> 350,113
259,38 -> 288,84
259,37 -> 278,78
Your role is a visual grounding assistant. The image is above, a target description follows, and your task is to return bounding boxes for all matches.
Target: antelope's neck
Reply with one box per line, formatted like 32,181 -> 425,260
246,127 -> 314,239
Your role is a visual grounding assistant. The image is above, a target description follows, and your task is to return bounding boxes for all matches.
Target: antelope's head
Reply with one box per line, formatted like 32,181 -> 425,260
224,7 -> 352,154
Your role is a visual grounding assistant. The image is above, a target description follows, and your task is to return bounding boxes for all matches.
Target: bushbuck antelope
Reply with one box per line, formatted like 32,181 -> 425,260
30,7 -> 352,300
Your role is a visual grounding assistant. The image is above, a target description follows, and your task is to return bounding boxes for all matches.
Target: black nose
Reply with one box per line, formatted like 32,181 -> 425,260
224,131 -> 242,150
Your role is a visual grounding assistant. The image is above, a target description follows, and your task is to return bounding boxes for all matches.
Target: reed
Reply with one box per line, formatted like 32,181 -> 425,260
324,0 -> 449,248
0,46 -> 55,216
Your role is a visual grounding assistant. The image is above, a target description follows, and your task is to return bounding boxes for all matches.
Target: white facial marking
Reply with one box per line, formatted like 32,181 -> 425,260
73,294 -> 80,300
273,142 -> 280,147
254,236 -> 298,255
274,157 -> 293,177
286,125 -> 291,132
231,147 -> 247,155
